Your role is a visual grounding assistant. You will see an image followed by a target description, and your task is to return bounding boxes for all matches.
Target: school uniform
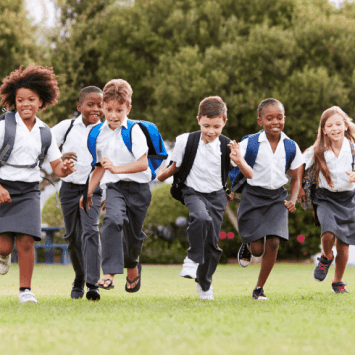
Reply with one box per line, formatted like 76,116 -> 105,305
95,116 -> 151,274
52,115 -> 103,285
0,113 -> 61,240
171,133 -> 231,292
304,138 -> 355,245
237,131 -> 304,244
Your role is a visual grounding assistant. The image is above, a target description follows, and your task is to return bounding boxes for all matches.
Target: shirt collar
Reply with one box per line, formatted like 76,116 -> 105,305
102,116 -> 128,131
75,114 -> 101,127
15,111 -> 44,128
199,135 -> 221,151
258,130 -> 288,142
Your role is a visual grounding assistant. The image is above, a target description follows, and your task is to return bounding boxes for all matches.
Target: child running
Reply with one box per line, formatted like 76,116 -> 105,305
52,86 -> 104,301
236,98 -> 304,300
80,79 -> 151,294
0,63 -> 75,303
298,106 -> 355,294
157,96 -> 253,300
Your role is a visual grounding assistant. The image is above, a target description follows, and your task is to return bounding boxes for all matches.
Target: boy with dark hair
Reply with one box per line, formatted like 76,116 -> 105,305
157,96 -> 253,300
52,86 -> 104,301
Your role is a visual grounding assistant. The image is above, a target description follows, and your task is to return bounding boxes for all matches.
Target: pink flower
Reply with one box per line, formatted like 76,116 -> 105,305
297,234 -> 305,244
227,232 -> 235,239
220,232 -> 226,240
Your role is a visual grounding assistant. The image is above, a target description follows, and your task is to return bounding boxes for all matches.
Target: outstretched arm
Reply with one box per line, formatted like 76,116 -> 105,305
285,166 -> 301,213
297,163 -> 306,203
79,166 -> 105,210
157,162 -> 180,182
228,140 -> 254,179
100,154 -> 149,175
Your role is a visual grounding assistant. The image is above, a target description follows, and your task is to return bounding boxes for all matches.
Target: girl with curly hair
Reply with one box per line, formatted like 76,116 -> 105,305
0,63 -> 75,303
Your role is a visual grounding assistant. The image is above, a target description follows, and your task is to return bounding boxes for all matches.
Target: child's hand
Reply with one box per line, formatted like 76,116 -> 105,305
79,195 -> 92,210
284,200 -> 296,213
61,159 -> 76,176
346,171 -> 355,183
0,186 -> 11,204
298,187 -> 306,203
61,152 -> 77,162
157,165 -> 168,182
228,140 -> 242,163
101,157 -> 115,173
100,200 -> 106,212
226,190 -> 234,205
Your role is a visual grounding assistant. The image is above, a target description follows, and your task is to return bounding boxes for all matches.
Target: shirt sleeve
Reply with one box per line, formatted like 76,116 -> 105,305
131,124 -> 149,160
239,138 -> 248,159
170,134 -> 189,168
303,146 -> 315,170
46,132 -> 63,163
290,143 -> 306,170
51,119 -> 72,147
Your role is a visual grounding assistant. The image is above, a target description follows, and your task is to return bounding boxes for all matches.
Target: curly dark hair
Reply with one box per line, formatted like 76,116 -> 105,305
0,63 -> 60,110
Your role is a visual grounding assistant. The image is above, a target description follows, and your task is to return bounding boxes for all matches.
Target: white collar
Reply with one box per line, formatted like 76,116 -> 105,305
15,111 -> 44,128
75,114 -> 101,127
102,115 -> 128,131
258,130 -> 288,143
199,135 -> 221,151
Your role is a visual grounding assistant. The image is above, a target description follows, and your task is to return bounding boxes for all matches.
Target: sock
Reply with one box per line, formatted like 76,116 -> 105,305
19,287 -> 31,292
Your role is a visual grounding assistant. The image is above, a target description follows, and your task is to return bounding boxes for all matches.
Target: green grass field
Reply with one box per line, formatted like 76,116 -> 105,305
0,263 -> 354,355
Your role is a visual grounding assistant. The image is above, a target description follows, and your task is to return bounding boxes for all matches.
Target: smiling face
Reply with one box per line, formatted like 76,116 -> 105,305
322,113 -> 347,144
197,115 -> 226,144
257,103 -> 285,140
15,88 -> 43,122
77,92 -> 103,127
104,99 -> 131,130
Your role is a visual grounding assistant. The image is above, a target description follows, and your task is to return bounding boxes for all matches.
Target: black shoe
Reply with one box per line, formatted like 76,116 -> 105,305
238,243 -> 252,267
71,278 -> 85,299
332,281 -> 348,294
252,287 -> 267,300
86,287 -> 100,301
313,256 -> 333,282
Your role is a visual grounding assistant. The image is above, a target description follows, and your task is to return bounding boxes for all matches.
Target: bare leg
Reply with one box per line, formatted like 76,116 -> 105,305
0,233 -> 14,256
255,236 -> 280,288
250,239 -> 265,258
16,234 -> 35,289
320,232 -> 336,260
333,238 -> 349,283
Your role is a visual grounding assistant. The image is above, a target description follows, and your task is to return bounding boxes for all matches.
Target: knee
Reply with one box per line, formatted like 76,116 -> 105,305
16,236 -> 34,253
0,235 -> 14,256
103,214 -> 124,230
266,236 -> 280,253
250,242 -> 264,257
191,213 -> 212,227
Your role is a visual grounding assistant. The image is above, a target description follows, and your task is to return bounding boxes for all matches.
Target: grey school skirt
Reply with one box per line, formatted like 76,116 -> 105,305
313,188 -> 355,245
237,184 -> 289,243
0,179 -> 42,241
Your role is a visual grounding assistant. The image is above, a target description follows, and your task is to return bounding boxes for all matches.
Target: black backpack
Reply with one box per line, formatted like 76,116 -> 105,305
170,131 -> 231,205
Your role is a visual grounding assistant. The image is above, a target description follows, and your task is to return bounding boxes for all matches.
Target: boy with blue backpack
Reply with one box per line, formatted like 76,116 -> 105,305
157,96 -> 253,300
80,79 -> 167,294
235,98 -> 304,300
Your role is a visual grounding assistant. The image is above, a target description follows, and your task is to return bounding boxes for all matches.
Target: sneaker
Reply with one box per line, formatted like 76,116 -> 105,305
18,289 -> 37,303
86,287 -> 100,301
0,254 -> 11,275
238,243 -> 252,267
332,281 -> 348,294
180,257 -> 198,279
71,278 -> 85,299
196,283 -> 214,300
313,256 -> 333,282
252,287 -> 267,300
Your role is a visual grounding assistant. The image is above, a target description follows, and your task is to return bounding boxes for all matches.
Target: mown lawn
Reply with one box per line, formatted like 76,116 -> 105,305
0,263 -> 354,355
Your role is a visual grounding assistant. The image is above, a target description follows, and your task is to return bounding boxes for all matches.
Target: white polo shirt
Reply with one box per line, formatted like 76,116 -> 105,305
52,115 -> 101,185
0,112 -> 62,182
95,117 -> 150,185
239,131 -> 304,189
171,133 -> 229,193
304,138 -> 355,192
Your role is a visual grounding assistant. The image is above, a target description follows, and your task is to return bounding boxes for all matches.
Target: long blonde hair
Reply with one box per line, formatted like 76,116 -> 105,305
313,106 -> 355,187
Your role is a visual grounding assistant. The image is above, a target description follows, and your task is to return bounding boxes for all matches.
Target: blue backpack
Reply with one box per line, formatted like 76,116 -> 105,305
230,131 -> 297,192
87,119 -> 168,180
0,110 -> 52,169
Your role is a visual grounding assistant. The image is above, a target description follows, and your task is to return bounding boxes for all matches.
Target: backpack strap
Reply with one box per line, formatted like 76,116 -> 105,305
219,134 -> 231,189
87,122 -> 104,167
178,131 -> 201,184
59,118 -> 76,152
38,124 -> 52,168
284,138 -> 296,172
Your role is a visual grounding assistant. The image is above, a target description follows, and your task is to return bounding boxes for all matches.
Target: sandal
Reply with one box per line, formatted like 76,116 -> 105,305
98,278 -> 115,290
125,263 -> 142,293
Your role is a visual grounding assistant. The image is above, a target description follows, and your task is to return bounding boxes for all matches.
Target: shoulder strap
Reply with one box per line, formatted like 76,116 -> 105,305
59,118 -> 75,152
0,110 -> 16,166
219,134 -> 231,189
178,131 -> 201,183
121,119 -> 136,154
283,138 -> 297,172
38,124 -> 52,168
87,122 -> 104,167
244,133 -> 260,167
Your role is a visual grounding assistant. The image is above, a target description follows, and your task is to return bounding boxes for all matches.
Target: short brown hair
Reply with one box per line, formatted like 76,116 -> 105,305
197,96 -> 227,121
0,63 -> 59,110
103,79 -> 132,107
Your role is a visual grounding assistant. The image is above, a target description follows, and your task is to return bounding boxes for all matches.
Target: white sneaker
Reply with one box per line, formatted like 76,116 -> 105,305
18,289 -> 37,303
196,283 -> 214,300
180,257 -> 198,279
0,254 -> 11,275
